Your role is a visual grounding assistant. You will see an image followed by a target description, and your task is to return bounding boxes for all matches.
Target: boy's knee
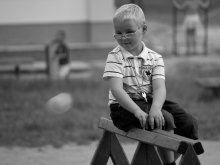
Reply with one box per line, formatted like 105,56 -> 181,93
162,110 -> 176,131
175,113 -> 199,140
185,114 -> 198,129
184,114 -> 199,139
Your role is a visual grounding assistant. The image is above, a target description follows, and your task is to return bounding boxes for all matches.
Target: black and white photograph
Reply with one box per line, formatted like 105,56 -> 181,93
0,0 -> 219,164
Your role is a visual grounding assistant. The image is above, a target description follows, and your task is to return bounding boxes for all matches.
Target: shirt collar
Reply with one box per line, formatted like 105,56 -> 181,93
120,42 -> 150,61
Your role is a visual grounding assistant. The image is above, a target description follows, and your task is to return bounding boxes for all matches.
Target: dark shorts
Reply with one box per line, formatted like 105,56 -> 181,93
110,99 -> 199,140
162,100 -> 199,140
110,100 -> 176,132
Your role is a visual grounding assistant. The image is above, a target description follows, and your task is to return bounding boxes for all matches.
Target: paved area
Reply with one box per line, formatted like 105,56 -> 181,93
0,140 -> 219,165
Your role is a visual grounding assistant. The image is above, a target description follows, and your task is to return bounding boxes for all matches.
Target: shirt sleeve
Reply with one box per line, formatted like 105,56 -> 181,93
152,55 -> 165,80
103,52 -> 123,80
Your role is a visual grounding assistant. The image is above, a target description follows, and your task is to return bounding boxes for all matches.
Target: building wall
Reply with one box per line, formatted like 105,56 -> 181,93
0,0 -> 115,46
0,0 -> 87,24
0,22 -> 114,46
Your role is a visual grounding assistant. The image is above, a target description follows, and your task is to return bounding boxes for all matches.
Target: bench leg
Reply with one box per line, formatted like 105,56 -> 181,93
179,145 -> 201,165
14,65 -> 20,79
90,131 -> 129,165
131,142 -> 163,165
212,88 -> 220,97
90,131 -> 111,165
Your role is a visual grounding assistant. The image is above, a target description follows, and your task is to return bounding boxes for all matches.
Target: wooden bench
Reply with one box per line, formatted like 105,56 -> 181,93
0,57 -> 34,66
0,57 -> 36,78
0,58 -> 93,80
91,117 -> 204,165
195,77 -> 220,97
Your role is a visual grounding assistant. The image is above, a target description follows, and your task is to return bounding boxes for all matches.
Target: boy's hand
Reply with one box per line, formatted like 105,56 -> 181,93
134,110 -> 148,129
148,109 -> 165,130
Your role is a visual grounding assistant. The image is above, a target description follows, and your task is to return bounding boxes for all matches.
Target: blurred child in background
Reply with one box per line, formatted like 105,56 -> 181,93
45,30 -> 70,79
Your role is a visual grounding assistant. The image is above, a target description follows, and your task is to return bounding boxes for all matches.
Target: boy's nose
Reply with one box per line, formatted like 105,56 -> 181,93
121,34 -> 128,40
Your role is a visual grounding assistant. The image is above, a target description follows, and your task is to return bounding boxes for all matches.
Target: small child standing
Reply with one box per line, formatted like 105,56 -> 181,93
103,4 -> 198,165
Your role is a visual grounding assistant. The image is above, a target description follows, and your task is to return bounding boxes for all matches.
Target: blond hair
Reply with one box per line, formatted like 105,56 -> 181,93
113,4 -> 146,27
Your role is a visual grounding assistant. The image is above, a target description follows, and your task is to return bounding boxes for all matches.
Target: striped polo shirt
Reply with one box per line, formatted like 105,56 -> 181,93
103,42 -> 165,105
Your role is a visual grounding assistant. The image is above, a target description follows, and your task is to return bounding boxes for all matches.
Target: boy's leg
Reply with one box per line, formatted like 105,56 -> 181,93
110,101 -> 177,165
157,111 -> 176,165
110,103 -> 143,132
110,100 -> 176,132
157,147 -> 175,165
162,100 -> 199,140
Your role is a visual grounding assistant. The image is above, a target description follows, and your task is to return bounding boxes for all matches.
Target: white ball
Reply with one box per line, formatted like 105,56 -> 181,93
46,93 -> 73,114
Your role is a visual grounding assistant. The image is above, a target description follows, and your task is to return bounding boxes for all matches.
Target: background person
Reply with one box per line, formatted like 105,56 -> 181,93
173,0 -> 210,55
45,30 -> 71,79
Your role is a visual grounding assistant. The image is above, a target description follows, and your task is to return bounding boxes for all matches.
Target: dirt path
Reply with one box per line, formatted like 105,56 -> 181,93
0,140 -> 219,165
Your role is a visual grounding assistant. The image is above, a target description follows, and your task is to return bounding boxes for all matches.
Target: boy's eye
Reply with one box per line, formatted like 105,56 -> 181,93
115,30 -> 135,35
126,31 -> 135,34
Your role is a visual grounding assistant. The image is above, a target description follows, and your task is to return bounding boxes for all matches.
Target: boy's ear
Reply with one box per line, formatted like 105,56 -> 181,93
143,24 -> 147,32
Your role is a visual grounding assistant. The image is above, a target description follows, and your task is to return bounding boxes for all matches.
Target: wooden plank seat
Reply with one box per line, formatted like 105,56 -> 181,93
0,57 -> 34,65
91,117 -> 204,165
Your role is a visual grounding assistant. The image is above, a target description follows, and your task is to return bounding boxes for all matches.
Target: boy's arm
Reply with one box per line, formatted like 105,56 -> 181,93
149,78 -> 166,129
106,77 -> 148,129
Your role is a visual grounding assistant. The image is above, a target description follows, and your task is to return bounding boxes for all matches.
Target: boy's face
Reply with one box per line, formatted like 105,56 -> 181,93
114,19 -> 145,54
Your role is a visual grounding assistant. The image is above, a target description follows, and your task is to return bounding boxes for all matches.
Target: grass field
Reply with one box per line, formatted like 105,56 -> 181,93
0,55 -> 220,148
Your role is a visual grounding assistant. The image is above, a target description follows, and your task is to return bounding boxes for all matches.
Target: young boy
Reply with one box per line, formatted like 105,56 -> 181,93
103,4 -> 198,165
